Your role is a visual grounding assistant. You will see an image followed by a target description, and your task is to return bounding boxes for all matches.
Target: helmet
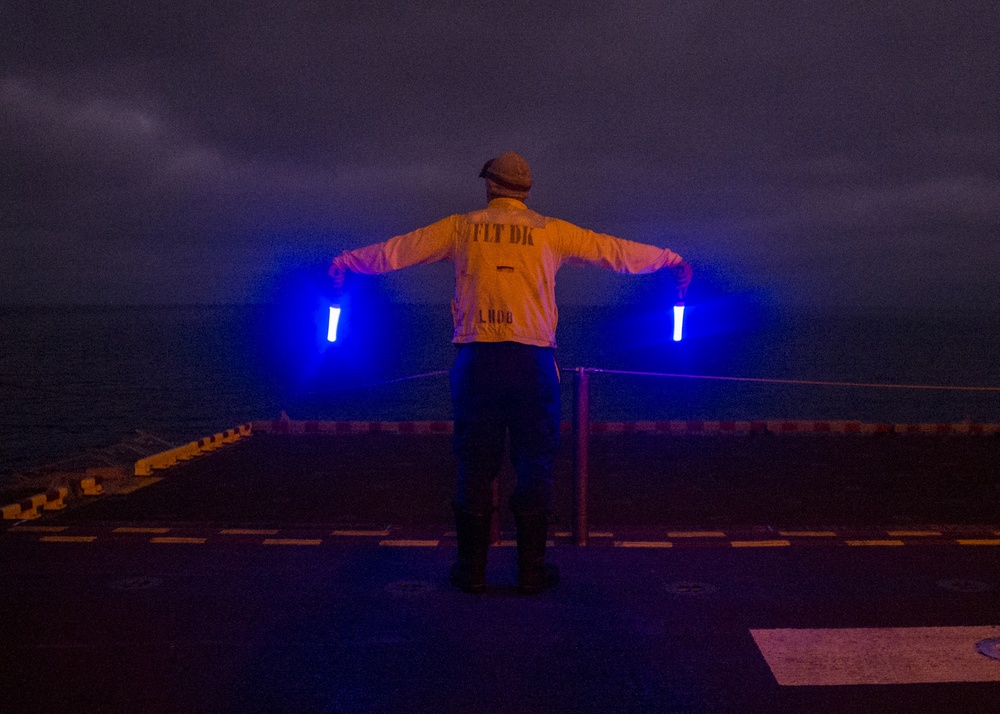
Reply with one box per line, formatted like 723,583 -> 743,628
479,151 -> 532,199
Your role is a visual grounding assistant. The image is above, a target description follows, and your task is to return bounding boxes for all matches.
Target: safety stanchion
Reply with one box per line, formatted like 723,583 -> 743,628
573,367 -> 590,547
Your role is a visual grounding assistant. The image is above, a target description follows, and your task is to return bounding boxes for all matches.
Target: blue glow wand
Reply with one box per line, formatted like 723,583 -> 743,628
327,304 -> 342,342
671,262 -> 691,342
672,300 -> 685,342
326,265 -> 346,343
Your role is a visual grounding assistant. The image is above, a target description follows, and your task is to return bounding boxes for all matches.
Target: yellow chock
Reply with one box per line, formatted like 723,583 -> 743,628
17,496 -> 43,520
154,451 -> 177,470
177,442 -> 201,460
2,503 -> 23,520
80,477 -> 103,496
43,487 -> 68,510
135,459 -> 153,476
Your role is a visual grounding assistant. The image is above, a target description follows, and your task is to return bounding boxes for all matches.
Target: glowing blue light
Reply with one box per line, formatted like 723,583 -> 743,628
327,305 -> 342,342
672,304 -> 684,342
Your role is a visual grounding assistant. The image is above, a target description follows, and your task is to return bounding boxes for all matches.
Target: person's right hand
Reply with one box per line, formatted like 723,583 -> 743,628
673,260 -> 692,299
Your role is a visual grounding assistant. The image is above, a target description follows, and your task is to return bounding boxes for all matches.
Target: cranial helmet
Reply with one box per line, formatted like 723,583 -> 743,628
479,151 -> 532,199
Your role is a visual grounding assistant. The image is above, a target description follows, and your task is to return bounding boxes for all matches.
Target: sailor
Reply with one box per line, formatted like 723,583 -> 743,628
329,151 -> 692,594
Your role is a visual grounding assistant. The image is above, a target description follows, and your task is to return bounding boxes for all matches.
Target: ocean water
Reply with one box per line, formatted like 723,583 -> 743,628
2,302 -> 999,481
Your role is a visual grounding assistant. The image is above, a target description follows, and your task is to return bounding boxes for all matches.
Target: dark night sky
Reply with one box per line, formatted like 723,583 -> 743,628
2,1 -> 998,311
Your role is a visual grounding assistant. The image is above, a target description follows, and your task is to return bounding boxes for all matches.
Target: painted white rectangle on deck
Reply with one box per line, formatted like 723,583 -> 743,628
751,627 -> 1000,686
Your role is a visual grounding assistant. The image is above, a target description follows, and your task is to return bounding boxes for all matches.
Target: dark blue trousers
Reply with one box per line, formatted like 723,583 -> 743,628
450,342 -> 561,516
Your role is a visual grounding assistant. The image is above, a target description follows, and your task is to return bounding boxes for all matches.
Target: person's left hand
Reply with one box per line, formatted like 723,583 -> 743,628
328,262 -> 346,293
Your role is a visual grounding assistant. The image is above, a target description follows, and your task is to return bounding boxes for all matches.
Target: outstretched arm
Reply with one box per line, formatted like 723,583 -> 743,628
556,220 -> 687,275
329,215 -> 457,282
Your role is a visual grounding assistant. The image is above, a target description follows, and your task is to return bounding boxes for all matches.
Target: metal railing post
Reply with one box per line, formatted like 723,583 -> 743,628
573,367 -> 590,546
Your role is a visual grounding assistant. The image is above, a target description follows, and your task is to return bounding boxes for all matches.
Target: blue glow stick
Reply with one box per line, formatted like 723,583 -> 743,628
672,303 -> 685,342
327,305 -> 342,342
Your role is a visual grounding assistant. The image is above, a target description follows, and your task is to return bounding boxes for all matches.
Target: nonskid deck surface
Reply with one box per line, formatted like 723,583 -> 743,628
5,529 -> 1000,712
33,431 -> 1000,528
5,432 -> 1000,712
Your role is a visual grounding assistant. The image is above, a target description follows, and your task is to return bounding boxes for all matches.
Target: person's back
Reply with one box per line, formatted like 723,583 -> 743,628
329,151 -> 691,594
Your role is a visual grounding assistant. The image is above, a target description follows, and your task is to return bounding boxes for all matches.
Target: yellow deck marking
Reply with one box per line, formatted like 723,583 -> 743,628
887,530 -> 942,537
498,540 -> 517,547
731,540 -> 791,548
331,529 -> 391,537
40,535 -> 96,543
10,526 -> 68,533
845,539 -> 905,546
150,537 -> 206,544
589,531 -> 614,537
752,627 -> 1000,685
553,531 -> 571,537
379,539 -> 440,547
614,541 -> 673,548
262,538 -> 322,546
957,539 -> 1000,546
779,531 -> 837,537
219,529 -> 279,535
668,531 -> 726,538
114,527 -> 171,534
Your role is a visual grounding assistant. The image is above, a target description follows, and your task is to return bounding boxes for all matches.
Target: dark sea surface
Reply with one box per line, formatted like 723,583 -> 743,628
2,302 -> 999,483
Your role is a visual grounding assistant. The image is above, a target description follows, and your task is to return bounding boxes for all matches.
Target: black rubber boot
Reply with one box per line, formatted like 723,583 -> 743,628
449,505 -> 491,594
513,510 -> 559,595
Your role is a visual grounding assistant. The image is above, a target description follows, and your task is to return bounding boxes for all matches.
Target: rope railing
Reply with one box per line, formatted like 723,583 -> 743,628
560,367 -> 998,545
566,367 -> 1000,392
300,370 -> 450,397
252,365 -> 1000,547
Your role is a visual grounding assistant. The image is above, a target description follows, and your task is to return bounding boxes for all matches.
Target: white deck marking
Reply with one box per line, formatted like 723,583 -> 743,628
667,531 -> 726,538
262,538 -> 322,546
331,529 -> 392,537
150,537 -> 206,544
887,530 -> 941,537
614,541 -> 673,548
220,529 -> 279,535
752,627 -> 1000,685
731,540 -> 791,548
114,527 -> 170,534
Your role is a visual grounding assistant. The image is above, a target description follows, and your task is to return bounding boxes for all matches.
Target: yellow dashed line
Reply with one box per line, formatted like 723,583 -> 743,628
846,540 -> 905,547
150,537 -> 207,544
614,541 -> 673,548
553,531 -> 571,538
887,530 -> 942,537
957,539 -> 1000,546
668,531 -> 726,538
331,529 -> 391,537
114,527 -> 171,534
379,539 -> 440,547
219,529 -> 279,535
262,538 -> 322,546
731,540 -> 792,548
589,531 -> 614,537
40,536 -> 96,543
498,539 -> 518,547
779,531 -> 837,537
10,526 -> 68,533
